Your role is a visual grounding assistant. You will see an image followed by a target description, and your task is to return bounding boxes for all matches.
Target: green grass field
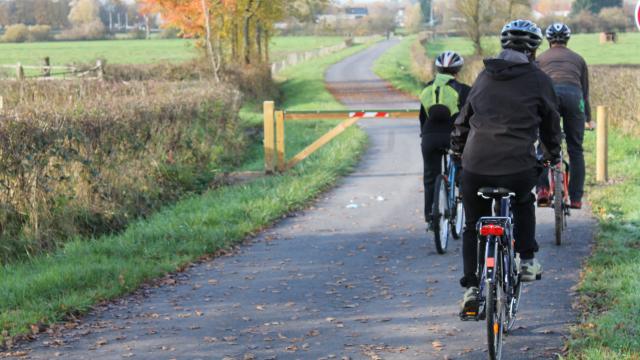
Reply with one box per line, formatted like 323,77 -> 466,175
0,42 -> 369,340
426,33 -> 640,65
564,131 -> 640,359
0,36 -> 347,66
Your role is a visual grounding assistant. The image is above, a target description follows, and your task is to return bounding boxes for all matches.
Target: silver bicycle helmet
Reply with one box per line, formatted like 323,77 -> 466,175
546,23 -> 571,44
435,51 -> 464,74
500,19 -> 543,52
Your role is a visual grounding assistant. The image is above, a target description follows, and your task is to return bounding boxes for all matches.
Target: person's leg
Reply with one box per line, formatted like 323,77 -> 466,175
557,86 -> 586,206
495,168 -> 541,281
501,169 -> 539,259
421,135 -> 444,223
460,170 -> 492,288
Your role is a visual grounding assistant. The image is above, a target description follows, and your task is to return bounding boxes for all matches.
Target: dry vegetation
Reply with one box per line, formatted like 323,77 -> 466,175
590,65 -> 640,135
0,63 -> 277,262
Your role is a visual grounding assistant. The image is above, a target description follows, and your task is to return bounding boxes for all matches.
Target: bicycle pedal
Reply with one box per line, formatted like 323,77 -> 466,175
459,311 -> 477,321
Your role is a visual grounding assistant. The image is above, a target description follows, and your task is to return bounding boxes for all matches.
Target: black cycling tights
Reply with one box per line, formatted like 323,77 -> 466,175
460,168 -> 539,288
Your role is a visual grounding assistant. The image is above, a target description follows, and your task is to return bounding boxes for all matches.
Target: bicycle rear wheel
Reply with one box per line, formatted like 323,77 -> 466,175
486,253 -> 505,360
553,170 -> 564,246
432,175 -> 449,254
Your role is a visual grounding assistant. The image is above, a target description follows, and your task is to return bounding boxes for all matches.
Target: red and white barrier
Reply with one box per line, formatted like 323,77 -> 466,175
348,112 -> 390,118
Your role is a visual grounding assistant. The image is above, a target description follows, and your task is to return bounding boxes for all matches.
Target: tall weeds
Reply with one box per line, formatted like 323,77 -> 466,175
0,80 -> 247,261
590,65 -> 640,135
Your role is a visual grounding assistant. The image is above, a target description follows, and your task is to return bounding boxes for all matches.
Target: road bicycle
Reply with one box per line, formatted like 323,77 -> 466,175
460,187 -> 523,360
432,151 -> 464,254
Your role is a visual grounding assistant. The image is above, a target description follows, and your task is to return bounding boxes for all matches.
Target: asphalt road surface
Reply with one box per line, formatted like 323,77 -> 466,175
11,39 -> 594,360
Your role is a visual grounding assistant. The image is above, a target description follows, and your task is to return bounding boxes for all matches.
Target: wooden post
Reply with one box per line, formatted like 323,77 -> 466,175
596,106 -> 608,183
275,111 -> 285,172
16,63 -> 24,81
96,59 -> 105,80
43,57 -> 51,77
263,101 -> 275,174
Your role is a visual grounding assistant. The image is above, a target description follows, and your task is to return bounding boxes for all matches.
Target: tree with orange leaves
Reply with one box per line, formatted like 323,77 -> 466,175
141,0 -> 285,78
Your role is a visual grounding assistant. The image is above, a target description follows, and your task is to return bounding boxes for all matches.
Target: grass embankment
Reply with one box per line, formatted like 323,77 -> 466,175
565,131 -> 640,359
372,35 -> 424,96
0,44 -> 369,342
425,33 -> 640,65
0,36 -> 347,65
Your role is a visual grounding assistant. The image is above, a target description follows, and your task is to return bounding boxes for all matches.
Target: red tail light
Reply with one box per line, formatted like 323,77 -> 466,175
480,224 -> 504,236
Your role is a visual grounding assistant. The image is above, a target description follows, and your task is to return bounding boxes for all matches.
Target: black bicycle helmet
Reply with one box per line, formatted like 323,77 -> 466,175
546,23 -> 571,44
435,51 -> 464,74
500,19 -> 543,52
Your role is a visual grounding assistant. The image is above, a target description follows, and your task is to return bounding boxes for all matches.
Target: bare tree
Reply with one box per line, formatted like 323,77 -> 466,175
506,0 -> 531,19
456,0 -> 483,55
200,0 -> 221,82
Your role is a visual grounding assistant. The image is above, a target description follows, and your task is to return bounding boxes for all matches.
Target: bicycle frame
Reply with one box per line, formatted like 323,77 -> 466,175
447,156 -> 459,214
477,197 -> 515,311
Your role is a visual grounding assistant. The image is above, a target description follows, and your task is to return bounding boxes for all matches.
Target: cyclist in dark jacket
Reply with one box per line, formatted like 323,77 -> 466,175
536,23 -> 591,209
451,20 -> 562,314
420,51 -> 470,229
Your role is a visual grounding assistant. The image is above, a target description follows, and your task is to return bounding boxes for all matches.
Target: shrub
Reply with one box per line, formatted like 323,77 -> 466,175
598,7 -> 630,32
2,24 -> 29,43
56,20 -> 106,41
590,65 -> 640,135
0,80 -> 248,261
27,25 -> 52,42
159,27 -> 180,39
127,28 -> 147,40
567,10 -> 599,33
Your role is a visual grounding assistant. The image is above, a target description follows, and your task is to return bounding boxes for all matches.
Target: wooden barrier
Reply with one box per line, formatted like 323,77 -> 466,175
286,117 -> 360,170
596,106 -> 608,183
275,111 -> 286,172
263,102 -> 420,173
263,101 -> 275,174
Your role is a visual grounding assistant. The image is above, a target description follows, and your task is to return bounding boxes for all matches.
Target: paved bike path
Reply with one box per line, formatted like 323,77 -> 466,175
11,40 -> 594,359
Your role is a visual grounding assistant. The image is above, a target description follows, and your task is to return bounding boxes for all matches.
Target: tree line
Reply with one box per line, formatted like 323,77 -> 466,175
0,0 -> 141,31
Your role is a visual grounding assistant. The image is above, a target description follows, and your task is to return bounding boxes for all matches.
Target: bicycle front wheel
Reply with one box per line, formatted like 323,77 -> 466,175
452,190 -> 464,240
432,175 -> 449,254
553,170 -> 564,246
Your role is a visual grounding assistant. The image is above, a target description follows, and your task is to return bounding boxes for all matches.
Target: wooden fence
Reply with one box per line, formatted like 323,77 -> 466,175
0,59 -> 105,81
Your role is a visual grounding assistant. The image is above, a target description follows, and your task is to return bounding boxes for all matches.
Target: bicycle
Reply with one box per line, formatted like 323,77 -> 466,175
549,135 -> 570,246
460,187 -> 523,360
432,151 -> 465,254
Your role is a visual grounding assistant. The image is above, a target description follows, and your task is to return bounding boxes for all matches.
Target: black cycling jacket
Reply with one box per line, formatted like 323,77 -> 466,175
451,54 -> 561,176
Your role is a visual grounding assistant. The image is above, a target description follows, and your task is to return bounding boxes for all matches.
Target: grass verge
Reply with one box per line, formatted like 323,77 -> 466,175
565,130 -> 640,359
0,44 -> 370,342
372,35 -> 424,96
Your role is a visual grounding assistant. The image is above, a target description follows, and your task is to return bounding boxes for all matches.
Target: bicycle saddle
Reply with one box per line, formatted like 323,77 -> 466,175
477,187 -> 515,199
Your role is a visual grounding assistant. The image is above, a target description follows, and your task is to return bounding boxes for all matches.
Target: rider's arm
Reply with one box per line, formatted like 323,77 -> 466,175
580,59 -> 591,123
538,75 -> 562,161
450,100 -> 473,154
419,105 -> 427,136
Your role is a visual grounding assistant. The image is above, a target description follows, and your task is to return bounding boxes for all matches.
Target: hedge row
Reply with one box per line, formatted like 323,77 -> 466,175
0,80 -> 247,261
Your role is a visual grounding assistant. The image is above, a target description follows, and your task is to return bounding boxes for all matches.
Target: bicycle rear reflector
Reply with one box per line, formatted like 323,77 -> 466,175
486,257 -> 495,268
480,224 -> 504,236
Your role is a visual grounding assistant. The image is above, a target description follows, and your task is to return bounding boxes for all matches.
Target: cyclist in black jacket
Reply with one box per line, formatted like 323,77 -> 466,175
450,20 -> 562,314
420,51 -> 470,230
